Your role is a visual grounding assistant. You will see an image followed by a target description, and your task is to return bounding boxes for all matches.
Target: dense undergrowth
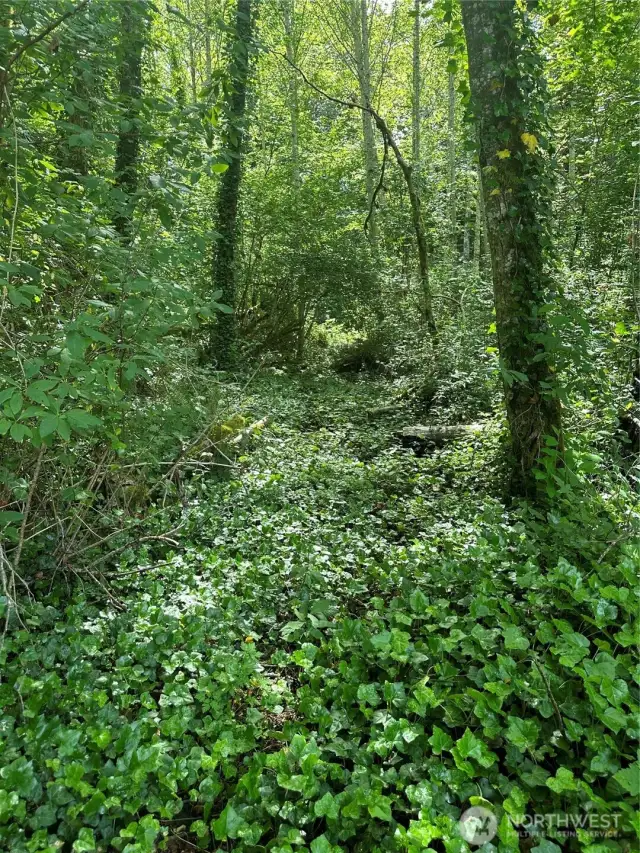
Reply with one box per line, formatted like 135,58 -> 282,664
0,375 -> 638,853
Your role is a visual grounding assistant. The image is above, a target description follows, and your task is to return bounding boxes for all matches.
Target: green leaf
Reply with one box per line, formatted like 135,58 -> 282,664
9,422 -> 30,442
73,828 -> 96,852
40,414 -> 59,437
531,840 -> 562,853
9,392 -> 23,416
0,511 -> 23,525
428,725 -> 453,754
613,762 -> 640,796
368,795 -> 392,821
314,791 -> 339,819
0,757 -> 41,800
310,836 -> 332,853
66,409 -> 102,431
212,804 -> 243,840
546,767 -> 577,793
551,631 -> 590,666
600,706 -> 627,733
357,683 -> 380,706
57,417 -> 71,441
503,625 -> 529,650
505,716 -> 540,752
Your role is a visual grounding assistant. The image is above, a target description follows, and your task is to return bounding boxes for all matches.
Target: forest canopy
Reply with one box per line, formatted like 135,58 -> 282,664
0,0 -> 638,852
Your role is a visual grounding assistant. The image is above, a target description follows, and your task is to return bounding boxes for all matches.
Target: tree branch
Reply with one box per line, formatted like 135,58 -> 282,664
5,0 -> 90,72
278,51 -> 437,339
365,132 -> 387,237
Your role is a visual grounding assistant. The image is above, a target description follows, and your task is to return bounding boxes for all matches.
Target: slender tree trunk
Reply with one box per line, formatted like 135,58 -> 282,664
283,0 -> 305,361
283,56 -> 437,340
209,0 -> 253,367
185,0 -> 198,101
352,0 -> 378,246
113,1 -> 146,237
411,0 -> 421,169
473,164 -> 484,277
462,0 -> 562,496
204,0 -> 212,84
448,48 -> 456,259
371,114 -> 436,339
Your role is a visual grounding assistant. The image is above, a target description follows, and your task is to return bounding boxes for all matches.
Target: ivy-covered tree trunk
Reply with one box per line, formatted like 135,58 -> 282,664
113,0 -> 147,238
210,0 -> 253,368
461,0 -> 563,496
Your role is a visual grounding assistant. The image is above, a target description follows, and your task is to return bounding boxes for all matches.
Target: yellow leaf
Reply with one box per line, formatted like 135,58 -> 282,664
497,149 -> 511,159
490,188 -> 501,197
245,636 -> 254,643
521,132 -> 538,154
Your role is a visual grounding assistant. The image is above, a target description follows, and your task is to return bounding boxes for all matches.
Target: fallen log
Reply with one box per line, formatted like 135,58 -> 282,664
401,423 -> 485,446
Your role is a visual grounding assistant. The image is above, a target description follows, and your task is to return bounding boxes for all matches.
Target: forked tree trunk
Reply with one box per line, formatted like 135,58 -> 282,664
210,0 -> 253,367
461,0 -> 563,496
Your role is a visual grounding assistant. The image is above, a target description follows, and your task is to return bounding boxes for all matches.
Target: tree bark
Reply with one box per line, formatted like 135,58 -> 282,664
352,0 -> 379,246
209,0 -> 253,367
447,48 -> 456,258
113,1 -> 147,237
473,163 -> 484,276
461,0 -> 563,496
283,0 -> 306,361
411,0 -> 421,169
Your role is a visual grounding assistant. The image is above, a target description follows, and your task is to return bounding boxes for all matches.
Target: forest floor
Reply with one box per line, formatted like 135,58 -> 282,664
1,375 -> 637,853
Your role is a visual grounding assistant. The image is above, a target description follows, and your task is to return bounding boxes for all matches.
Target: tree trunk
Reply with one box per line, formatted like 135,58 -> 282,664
113,1 -> 146,237
204,0 -> 212,85
283,0 -> 306,361
473,163 -> 483,276
209,0 -> 253,367
352,0 -> 379,246
185,0 -> 198,101
447,49 -> 456,258
371,113 -> 436,339
411,0 -> 421,169
461,0 -> 563,496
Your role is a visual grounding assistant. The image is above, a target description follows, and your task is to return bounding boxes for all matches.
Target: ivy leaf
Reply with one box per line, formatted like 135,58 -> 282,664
503,626 -> 529,650
72,828 -> 96,852
0,758 -> 41,800
505,716 -> 540,752
531,840 -> 561,853
612,762 -> 640,796
368,795 -> 392,821
310,836 -> 332,853
546,767 -> 577,793
314,791 -> 339,819
212,804 -> 243,840
428,725 -> 453,754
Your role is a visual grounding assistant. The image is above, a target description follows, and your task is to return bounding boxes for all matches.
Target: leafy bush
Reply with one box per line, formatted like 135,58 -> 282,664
332,334 -> 391,374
